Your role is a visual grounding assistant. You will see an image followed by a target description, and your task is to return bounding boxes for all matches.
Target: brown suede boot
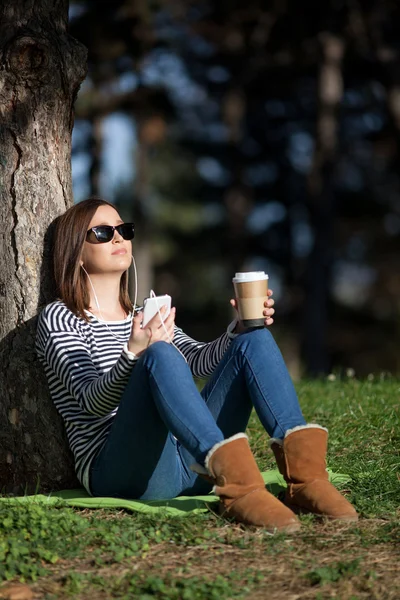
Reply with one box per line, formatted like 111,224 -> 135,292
192,433 -> 300,532
270,425 -> 358,521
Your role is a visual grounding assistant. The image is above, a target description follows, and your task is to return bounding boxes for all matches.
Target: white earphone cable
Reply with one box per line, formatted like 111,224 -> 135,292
81,255 -> 186,362
148,289 -> 187,362
131,253 -> 138,314
80,264 -> 126,343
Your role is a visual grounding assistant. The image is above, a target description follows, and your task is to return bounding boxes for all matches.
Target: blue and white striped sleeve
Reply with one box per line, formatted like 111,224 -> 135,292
37,307 -> 137,417
173,320 -> 238,378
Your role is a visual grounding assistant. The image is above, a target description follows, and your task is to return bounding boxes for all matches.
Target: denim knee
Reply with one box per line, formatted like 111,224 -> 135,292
233,327 -> 274,345
231,327 -> 275,352
143,340 -> 175,358
141,341 -> 181,369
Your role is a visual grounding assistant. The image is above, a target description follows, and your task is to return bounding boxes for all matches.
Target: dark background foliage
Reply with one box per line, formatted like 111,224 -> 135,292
69,0 -> 400,377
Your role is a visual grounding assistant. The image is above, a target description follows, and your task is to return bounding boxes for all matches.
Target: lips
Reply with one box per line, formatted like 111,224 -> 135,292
112,249 -> 127,255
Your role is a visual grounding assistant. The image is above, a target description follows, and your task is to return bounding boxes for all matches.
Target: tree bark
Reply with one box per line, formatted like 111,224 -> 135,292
0,0 -> 87,493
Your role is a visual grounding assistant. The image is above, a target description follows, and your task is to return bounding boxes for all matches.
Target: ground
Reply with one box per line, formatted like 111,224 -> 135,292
1,378 -> 399,599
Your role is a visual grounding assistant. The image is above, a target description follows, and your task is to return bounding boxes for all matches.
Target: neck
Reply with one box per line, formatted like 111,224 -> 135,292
86,273 -> 125,318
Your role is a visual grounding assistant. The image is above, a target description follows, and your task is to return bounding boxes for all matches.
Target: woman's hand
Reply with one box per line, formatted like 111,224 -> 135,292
128,306 -> 176,356
230,289 -> 275,333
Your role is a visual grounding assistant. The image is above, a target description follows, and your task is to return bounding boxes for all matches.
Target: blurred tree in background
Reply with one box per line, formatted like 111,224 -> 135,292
69,0 -> 400,377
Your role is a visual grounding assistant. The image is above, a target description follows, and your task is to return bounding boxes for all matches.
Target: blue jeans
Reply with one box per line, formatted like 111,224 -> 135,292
90,328 -> 306,500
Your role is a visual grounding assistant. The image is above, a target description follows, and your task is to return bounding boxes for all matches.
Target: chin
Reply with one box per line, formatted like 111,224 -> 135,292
112,257 -> 131,271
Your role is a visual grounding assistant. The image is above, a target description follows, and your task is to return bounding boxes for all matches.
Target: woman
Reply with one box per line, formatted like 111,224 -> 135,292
36,198 -> 358,532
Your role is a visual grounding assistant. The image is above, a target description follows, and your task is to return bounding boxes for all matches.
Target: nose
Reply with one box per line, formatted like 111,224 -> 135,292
113,228 -> 123,242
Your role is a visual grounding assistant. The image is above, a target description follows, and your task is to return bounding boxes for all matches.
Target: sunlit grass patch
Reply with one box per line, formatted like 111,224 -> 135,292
0,378 -> 399,599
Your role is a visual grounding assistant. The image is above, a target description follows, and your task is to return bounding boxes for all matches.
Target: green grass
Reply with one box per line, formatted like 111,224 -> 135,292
252,377 -> 400,517
1,378 -> 399,599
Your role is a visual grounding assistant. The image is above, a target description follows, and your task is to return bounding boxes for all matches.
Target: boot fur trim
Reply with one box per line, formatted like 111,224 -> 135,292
190,433 -> 248,475
205,433 -> 248,471
268,424 -> 328,448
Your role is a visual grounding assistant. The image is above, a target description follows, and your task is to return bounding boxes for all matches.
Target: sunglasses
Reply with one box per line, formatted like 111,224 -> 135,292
86,223 -> 135,244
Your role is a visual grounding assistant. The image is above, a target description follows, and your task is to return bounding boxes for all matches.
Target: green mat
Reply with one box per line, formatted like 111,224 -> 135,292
0,470 -> 351,517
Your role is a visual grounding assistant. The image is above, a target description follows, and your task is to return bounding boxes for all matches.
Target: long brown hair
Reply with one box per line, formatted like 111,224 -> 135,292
54,197 -> 133,321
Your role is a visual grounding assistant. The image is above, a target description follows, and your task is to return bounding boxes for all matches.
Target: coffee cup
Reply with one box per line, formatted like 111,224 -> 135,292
232,271 -> 269,327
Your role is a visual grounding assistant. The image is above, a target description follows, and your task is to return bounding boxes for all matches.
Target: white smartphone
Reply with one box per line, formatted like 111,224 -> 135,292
142,294 -> 171,328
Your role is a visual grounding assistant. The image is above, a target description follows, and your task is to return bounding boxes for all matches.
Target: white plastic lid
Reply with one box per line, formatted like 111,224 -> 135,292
232,271 -> 269,283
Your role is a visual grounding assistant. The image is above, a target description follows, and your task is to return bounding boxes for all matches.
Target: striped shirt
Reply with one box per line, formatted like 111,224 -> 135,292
35,300 -> 237,493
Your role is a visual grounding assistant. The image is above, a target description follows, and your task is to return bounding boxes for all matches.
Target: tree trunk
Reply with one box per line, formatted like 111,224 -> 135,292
0,0 -> 87,493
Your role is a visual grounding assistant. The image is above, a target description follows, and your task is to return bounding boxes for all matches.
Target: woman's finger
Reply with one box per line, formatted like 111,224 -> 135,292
152,306 -> 174,331
133,310 -> 143,325
267,289 -> 274,297
264,298 -> 275,308
148,306 -> 168,329
163,307 -> 176,326
145,327 -> 153,344
131,311 -> 143,335
162,327 -> 174,341
153,316 -> 175,342
264,317 -> 274,326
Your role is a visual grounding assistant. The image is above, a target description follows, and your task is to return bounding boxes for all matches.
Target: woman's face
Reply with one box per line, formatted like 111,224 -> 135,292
80,204 -> 132,275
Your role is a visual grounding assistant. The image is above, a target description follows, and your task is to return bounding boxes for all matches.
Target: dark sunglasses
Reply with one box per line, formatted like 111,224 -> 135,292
86,223 -> 135,244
